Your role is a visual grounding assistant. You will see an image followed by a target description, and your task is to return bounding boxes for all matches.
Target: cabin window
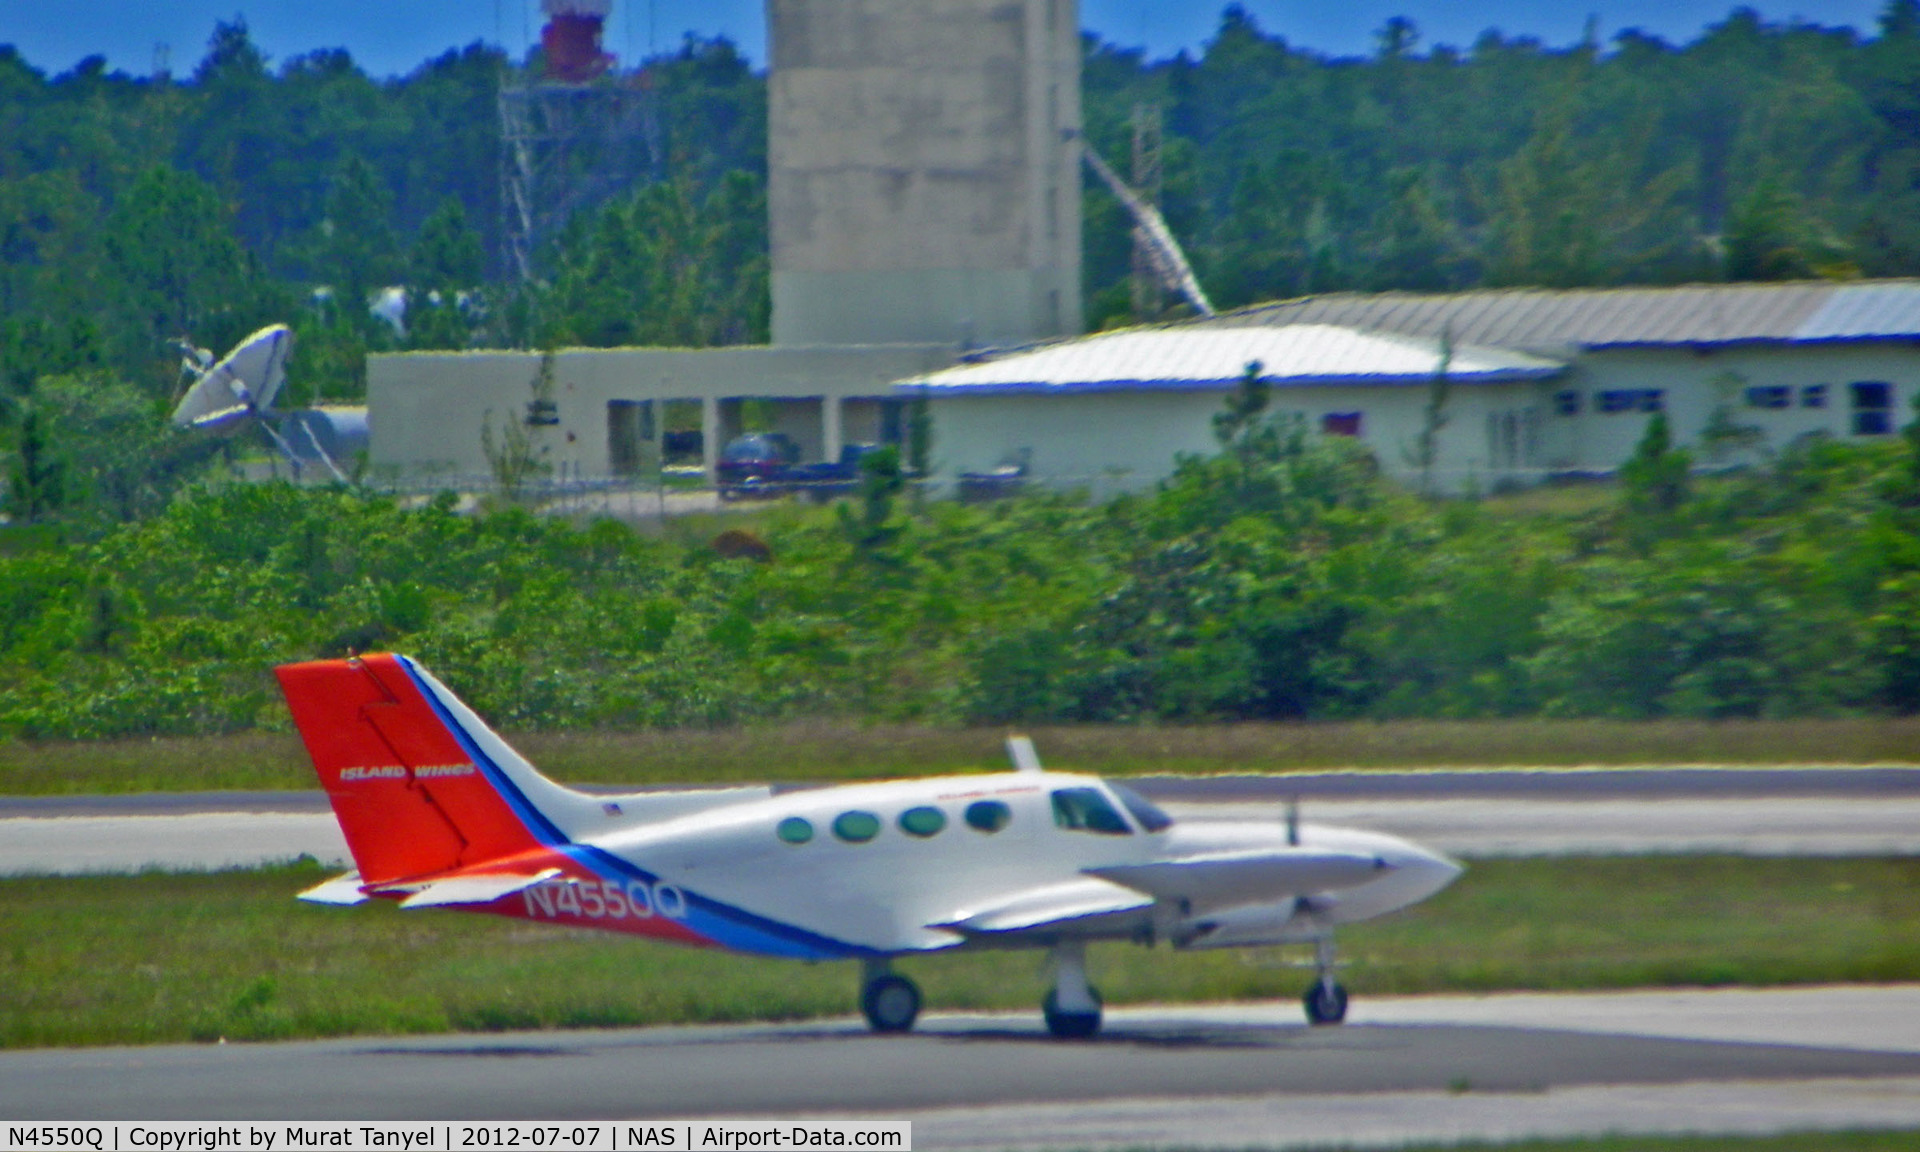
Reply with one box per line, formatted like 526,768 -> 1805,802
776,816 -> 814,845
1050,788 -> 1132,835
898,806 -> 946,838
964,799 -> 1012,833
832,811 -> 881,843
1109,782 -> 1174,832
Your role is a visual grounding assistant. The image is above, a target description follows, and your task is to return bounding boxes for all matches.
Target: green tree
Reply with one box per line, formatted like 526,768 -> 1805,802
311,155 -> 401,306
101,166 -> 278,383
5,404 -> 66,522
1619,411 -> 1692,525
1723,178 -> 1850,280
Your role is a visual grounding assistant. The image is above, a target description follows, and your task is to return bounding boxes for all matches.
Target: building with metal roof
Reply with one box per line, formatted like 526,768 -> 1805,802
1204,281 -> 1920,351
363,280 -> 1920,502
904,325 -> 1564,394
900,280 -> 1920,497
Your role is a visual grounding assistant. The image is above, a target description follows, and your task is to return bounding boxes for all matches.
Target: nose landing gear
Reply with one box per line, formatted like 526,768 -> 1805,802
1043,940 -> 1103,1039
1302,935 -> 1348,1026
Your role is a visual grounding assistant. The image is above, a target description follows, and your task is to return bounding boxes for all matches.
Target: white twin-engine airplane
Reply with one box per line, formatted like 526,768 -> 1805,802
279,654 -> 1462,1038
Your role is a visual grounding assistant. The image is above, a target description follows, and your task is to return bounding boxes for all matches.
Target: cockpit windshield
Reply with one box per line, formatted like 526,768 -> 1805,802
1108,781 -> 1174,832
1050,787 -> 1131,835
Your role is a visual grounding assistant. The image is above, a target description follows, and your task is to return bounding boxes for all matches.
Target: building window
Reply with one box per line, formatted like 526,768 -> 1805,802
1802,384 -> 1828,409
1744,386 -> 1791,409
1852,381 -> 1894,435
1553,389 -> 1581,416
1598,389 -> 1664,414
1322,412 -> 1362,437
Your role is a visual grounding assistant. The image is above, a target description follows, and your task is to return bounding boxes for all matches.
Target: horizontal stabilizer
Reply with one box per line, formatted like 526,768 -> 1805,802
297,871 -> 369,906
391,867 -> 562,909
1088,849 -> 1387,912
932,877 -> 1150,936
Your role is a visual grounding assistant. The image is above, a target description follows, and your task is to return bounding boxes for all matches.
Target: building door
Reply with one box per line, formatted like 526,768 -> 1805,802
607,400 -> 654,477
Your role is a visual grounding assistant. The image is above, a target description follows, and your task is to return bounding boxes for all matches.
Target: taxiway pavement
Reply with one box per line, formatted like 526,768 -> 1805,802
2,987 -> 1918,1146
3,768 -> 1919,874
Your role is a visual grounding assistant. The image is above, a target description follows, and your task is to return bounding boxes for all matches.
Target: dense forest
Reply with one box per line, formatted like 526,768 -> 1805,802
8,3 -> 1920,402
6,5 -> 1920,736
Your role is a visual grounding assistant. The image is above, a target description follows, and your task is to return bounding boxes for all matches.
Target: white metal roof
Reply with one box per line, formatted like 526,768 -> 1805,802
1207,279 -> 1920,351
898,324 -> 1565,395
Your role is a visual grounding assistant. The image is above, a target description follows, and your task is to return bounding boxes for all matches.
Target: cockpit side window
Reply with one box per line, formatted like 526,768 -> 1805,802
1050,787 -> 1132,835
1109,782 -> 1174,832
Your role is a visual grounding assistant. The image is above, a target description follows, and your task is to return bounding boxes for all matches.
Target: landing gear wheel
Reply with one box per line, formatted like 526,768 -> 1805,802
861,974 -> 922,1033
1303,981 -> 1349,1026
1042,986 -> 1103,1039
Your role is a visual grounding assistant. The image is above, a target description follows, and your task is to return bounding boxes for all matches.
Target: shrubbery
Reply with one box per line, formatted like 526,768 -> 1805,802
3,402 -> 1920,739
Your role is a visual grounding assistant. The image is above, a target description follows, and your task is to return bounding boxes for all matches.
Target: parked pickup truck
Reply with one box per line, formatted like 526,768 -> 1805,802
716,436 -> 888,501
786,443 -> 888,502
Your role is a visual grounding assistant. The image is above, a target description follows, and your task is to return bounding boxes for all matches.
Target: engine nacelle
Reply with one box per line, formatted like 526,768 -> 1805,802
1171,896 -> 1337,950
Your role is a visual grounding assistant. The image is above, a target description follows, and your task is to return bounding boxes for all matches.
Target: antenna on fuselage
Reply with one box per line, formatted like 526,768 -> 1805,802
1006,735 -> 1042,773
1286,795 -> 1301,847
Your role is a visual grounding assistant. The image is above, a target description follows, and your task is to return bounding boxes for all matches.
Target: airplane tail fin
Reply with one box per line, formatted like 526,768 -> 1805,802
274,654 -> 590,886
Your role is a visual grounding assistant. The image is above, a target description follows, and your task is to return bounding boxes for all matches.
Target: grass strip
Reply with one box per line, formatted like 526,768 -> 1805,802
4,718 -> 1920,795
1,856 -> 1915,1048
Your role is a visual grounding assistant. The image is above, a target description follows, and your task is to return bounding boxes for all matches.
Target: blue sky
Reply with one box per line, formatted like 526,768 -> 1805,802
2,1 -> 1893,79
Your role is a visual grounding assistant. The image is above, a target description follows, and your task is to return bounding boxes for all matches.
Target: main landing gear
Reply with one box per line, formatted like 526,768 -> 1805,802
1302,935 -> 1349,1026
860,959 -> 922,1033
1042,940 -> 1103,1039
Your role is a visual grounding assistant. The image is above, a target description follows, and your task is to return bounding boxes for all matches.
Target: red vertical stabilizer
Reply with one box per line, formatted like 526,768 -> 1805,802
275,655 -> 547,885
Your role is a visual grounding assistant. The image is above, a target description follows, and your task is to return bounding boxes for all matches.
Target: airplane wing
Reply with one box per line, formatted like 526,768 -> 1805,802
1086,848 -> 1387,912
929,877 -> 1151,938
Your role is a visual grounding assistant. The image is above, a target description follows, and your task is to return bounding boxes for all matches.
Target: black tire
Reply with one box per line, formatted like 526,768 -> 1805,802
861,974 -> 921,1033
1303,981 -> 1349,1026
1042,986 -> 1103,1039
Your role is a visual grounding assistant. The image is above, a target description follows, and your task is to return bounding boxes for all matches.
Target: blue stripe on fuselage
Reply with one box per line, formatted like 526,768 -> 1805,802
398,658 -> 871,961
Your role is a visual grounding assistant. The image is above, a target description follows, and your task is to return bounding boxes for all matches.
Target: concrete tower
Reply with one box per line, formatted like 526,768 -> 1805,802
768,0 -> 1083,348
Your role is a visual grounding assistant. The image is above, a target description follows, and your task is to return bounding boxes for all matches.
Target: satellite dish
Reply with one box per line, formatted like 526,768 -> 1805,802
170,324 -> 292,435
169,325 -> 354,484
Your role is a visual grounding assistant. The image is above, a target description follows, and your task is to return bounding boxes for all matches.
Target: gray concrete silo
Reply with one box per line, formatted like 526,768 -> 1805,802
768,0 -> 1082,347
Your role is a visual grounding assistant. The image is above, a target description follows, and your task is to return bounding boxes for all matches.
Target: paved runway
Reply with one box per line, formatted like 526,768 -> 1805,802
3,772 -> 1919,1145
4,769 -> 1920,874
2,987 -> 1918,1146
